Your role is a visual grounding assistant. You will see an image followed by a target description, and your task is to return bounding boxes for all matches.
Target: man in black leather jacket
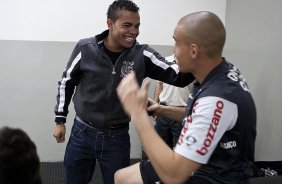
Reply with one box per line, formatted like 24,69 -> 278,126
53,1 -> 194,184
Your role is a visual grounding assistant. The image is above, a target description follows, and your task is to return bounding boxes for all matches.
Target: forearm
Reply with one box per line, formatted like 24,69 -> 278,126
153,81 -> 163,102
131,112 -> 180,181
131,111 -> 198,183
54,79 -> 76,123
156,105 -> 186,122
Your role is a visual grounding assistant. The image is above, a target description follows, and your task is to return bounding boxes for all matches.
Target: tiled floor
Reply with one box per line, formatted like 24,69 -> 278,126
41,162 -> 282,184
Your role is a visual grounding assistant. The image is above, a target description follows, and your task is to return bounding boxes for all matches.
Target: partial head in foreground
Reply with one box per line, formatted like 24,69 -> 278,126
0,127 -> 42,184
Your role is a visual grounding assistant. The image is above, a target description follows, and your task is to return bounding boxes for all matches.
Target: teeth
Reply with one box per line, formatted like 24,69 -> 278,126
126,37 -> 133,41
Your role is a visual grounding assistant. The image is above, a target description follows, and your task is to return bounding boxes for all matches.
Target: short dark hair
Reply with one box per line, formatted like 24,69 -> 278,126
107,0 -> 139,22
0,127 -> 42,184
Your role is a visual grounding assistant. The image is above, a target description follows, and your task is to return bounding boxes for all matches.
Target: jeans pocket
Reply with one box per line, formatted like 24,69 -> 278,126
70,123 -> 85,138
71,129 -> 83,137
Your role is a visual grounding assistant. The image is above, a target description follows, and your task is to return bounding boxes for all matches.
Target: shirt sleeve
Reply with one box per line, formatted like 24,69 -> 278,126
174,96 -> 238,164
143,46 -> 195,87
54,43 -> 81,123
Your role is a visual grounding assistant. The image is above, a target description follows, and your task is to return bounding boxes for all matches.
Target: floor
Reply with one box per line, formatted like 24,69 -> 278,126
40,162 -> 102,184
40,161 -> 282,184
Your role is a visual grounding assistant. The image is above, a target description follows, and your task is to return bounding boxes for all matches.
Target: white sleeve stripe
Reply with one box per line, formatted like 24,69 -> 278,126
58,52 -> 81,112
55,115 -> 66,118
143,50 -> 179,73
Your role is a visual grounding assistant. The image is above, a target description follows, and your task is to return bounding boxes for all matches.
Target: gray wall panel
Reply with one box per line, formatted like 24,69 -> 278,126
224,0 -> 282,161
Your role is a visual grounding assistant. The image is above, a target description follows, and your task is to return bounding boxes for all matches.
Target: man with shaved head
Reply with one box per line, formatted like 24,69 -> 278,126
115,11 -> 256,184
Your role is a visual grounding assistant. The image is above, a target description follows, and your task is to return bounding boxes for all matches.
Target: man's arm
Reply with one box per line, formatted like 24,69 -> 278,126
147,99 -> 186,122
53,42 -> 81,143
149,81 -> 162,119
54,43 -> 81,124
143,47 -> 195,87
152,81 -> 163,102
117,73 -> 201,184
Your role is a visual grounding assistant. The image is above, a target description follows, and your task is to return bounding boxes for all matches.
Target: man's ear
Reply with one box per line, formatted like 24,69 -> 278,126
107,19 -> 113,31
190,43 -> 200,59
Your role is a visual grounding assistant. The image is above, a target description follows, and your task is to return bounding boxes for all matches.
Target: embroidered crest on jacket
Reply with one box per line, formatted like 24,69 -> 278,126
121,61 -> 134,77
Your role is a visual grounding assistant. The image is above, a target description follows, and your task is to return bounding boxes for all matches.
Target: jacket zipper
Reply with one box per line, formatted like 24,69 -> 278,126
112,65 -> 116,74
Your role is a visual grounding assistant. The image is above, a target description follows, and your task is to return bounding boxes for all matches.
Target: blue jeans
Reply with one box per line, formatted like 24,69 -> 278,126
154,116 -> 182,148
64,117 -> 131,184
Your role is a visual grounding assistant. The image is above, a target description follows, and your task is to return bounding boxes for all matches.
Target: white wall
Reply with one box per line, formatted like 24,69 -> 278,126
0,0 -> 226,45
0,0 -> 227,161
224,0 -> 282,161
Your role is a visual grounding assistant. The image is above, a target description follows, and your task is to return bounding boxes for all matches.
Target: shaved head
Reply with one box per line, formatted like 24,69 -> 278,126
176,11 -> 226,58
